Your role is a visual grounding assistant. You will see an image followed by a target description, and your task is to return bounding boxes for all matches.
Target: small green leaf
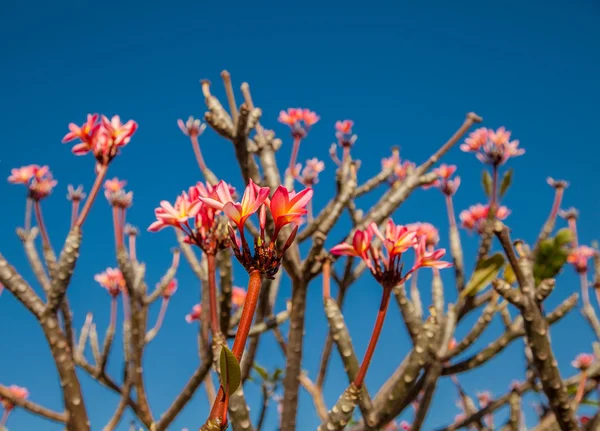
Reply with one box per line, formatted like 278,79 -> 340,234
482,171 -> 493,197
554,228 -> 573,247
503,263 -> 517,285
533,234 -> 570,285
461,253 -> 506,298
271,368 -> 283,382
499,169 -> 513,197
220,345 -> 241,395
253,363 -> 269,381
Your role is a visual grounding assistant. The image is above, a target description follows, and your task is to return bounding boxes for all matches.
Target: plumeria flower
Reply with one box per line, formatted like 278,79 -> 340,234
185,304 -> 202,323
100,115 -> 138,148
398,421 -> 411,431
8,164 -> 57,201
571,353 -> 594,370
94,268 -> 126,297
148,192 -> 202,232
330,224 -> 377,270
278,108 -> 319,138
567,246 -> 596,274
459,204 -> 510,232
162,279 -> 178,299
448,338 -> 457,351
299,158 -> 325,185
424,164 -> 461,196
231,287 -> 247,308
62,113 -> 99,151
104,178 -> 133,208
476,391 -> 492,408
580,416 -> 591,426
0,385 -> 29,411
270,186 -> 314,237
461,127 -> 525,165
67,185 -> 86,202
104,178 -> 126,194
406,222 -> 440,247
177,116 -> 206,137
335,120 -> 357,148
413,236 -> 452,271
8,165 -> 38,184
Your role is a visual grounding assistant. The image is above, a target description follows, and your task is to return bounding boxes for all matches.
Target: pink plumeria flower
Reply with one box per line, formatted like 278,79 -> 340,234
8,165 -> 38,184
476,391 -> 492,408
412,236 -> 452,271
399,421 -> 411,431
278,108 -> 319,138
231,287 -> 247,308
424,164 -> 461,195
567,246 -> 596,274
269,186 -> 314,237
300,158 -> 325,185
448,338 -> 457,351
459,204 -> 510,233
374,220 -> 419,260
148,192 -> 202,232
0,385 -> 29,411
104,178 -> 126,193
177,116 -> 206,137
94,268 -> 126,297
406,222 -> 440,247
101,115 -> 138,148
220,180 -> 270,230
9,164 -> 57,201
185,304 -> 202,323
335,120 -> 353,135
461,127 -> 524,165
162,279 -> 178,299
331,226 -> 376,269
335,119 -> 357,148
580,416 -> 591,426
571,353 -> 594,370
62,113 -> 99,150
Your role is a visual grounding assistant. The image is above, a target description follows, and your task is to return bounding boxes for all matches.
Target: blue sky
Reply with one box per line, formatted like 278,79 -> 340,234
1,0 -> 599,430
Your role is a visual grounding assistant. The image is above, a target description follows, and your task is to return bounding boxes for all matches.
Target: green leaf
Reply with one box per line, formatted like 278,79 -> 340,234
533,234 -> 570,285
499,169 -> 513,197
461,253 -> 506,298
271,368 -> 283,382
220,345 -> 241,395
503,263 -> 517,285
252,363 -> 269,381
580,398 -> 600,407
554,228 -> 573,247
482,171 -> 493,197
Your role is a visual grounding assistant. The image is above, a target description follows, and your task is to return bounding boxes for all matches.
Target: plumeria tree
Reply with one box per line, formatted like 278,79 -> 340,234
0,71 -> 599,431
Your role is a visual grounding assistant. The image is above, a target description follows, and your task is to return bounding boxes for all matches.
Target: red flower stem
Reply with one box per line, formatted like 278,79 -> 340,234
190,135 -> 207,173
490,164 -> 499,211
353,286 -> 393,388
71,200 -> 80,229
121,291 -> 131,322
33,201 -> 52,250
288,137 -> 301,175
549,187 -> 564,223
75,164 -> 108,228
207,252 -> 222,338
112,206 -> 124,251
322,259 -> 331,300
152,298 -> 169,334
110,296 -> 118,329
0,410 -> 8,427
208,270 -> 263,422
24,197 -> 32,231
128,233 -> 137,261
568,218 -> 579,248
574,369 -> 587,404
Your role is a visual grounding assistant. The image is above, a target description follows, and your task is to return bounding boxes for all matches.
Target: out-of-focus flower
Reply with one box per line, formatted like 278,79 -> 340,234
104,178 -> 126,194
148,192 -> 202,232
231,287 -> 247,308
0,385 -> 29,411
398,421 -> 411,431
67,184 -> 86,202
406,222 -> 440,247
94,268 -> 126,297
461,127 -> 524,166
476,391 -> 492,408
580,415 -> 591,426
448,338 -> 457,351
278,108 -> 319,138
571,353 -> 594,370
104,177 -> 133,208
270,186 -> 313,236
567,246 -> 596,274
185,304 -> 202,323
335,120 -> 357,148
547,177 -> 569,190
177,116 -> 206,137
162,279 -> 178,299
459,204 -> 510,232
424,164 -> 461,196
331,226 -> 376,267
8,164 -> 57,201
299,158 -> 325,185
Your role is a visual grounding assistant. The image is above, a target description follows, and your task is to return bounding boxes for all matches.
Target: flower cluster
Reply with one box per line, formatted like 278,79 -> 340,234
278,108 -> 319,139
459,203 -> 510,232
295,158 -> 325,185
476,391 -> 492,408
571,353 -> 594,370
151,180 -> 312,278
0,385 -> 29,411
567,246 -> 596,274
331,220 -> 450,288
381,152 -> 416,183
424,164 -> 461,196
384,420 -> 411,431
94,268 -> 126,297
178,116 -> 206,137
62,114 -> 137,169
461,127 -> 524,166
104,177 -> 133,209
8,164 -> 57,201
406,222 -> 440,247
162,279 -> 178,299
334,120 -> 357,148
185,304 -> 202,323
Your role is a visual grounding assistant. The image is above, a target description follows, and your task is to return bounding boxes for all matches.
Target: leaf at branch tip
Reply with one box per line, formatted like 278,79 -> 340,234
271,368 -> 283,382
580,399 -> 600,407
499,168 -> 513,197
533,230 -> 571,284
503,263 -> 517,285
252,363 -> 269,381
461,253 -> 506,298
554,228 -> 573,247
220,345 -> 241,395
482,170 -> 493,197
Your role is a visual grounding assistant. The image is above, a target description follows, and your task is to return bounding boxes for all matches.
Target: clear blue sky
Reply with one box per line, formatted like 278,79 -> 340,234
1,0 -> 599,430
